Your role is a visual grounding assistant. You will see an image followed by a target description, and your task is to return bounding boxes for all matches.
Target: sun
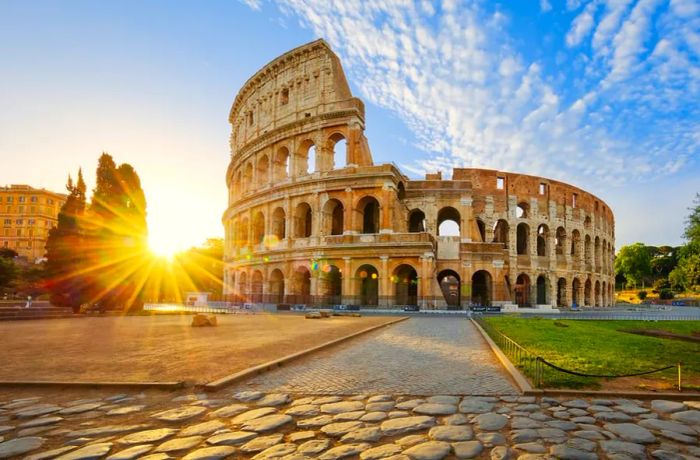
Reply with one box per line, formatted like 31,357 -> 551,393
148,233 -> 187,259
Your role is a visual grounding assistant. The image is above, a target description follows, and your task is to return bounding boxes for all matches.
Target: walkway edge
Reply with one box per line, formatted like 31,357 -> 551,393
203,316 -> 410,391
0,380 -> 185,390
470,317 -> 532,394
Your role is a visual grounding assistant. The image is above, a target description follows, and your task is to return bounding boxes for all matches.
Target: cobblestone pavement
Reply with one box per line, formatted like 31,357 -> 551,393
236,318 -> 517,396
1,389 -> 699,459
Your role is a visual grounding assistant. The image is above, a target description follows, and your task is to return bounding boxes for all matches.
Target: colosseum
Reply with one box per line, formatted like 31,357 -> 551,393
222,40 -> 615,310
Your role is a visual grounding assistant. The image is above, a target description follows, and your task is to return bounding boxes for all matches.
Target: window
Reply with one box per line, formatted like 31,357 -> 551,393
280,88 -> 289,105
572,193 -> 578,208
539,183 -> 546,195
496,177 -> 505,190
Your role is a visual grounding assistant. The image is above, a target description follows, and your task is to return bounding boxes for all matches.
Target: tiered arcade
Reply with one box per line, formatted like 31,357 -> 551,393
222,40 -> 615,309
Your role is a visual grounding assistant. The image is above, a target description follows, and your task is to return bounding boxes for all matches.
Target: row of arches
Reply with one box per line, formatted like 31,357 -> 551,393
228,196 -> 383,247
232,134 -> 348,197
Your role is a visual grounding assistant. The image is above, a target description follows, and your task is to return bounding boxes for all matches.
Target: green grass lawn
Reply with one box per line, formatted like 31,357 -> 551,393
482,317 -> 700,390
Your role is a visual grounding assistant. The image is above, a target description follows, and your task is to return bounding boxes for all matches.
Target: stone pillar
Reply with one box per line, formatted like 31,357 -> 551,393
380,256 -> 390,307
343,257 -> 353,304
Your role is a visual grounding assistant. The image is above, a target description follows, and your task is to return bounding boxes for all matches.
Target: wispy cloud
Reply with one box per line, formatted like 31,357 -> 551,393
243,0 -> 699,188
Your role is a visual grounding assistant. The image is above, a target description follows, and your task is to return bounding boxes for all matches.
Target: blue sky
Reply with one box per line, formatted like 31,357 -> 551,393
0,0 -> 698,252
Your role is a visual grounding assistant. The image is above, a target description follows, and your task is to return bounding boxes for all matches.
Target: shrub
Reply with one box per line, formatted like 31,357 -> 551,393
637,290 -> 648,300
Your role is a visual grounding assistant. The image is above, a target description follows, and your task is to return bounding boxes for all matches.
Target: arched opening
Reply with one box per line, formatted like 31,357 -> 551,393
536,275 -> 547,305
555,227 -> 567,255
319,264 -> 342,305
438,207 -> 461,236
269,269 -> 285,304
557,278 -> 567,307
256,155 -> 269,187
296,140 -> 315,176
271,207 -> 286,241
493,219 -> 509,247
516,223 -> 530,255
323,199 -> 344,236
537,224 -> 549,256
329,133 -> 347,169
437,269 -> 461,309
515,274 -> 531,307
252,211 -> 265,245
251,270 -> 263,303
584,279 -> 592,306
571,230 -> 581,257
273,146 -> 290,181
572,278 -> 581,307
516,202 -> 529,218
471,270 -> 492,306
238,271 -> 248,302
356,264 -> 379,306
357,196 -> 380,234
393,264 -> 418,306
408,209 -> 426,233
595,280 -> 601,306
584,235 -> 592,266
294,203 -> 312,238
292,267 -> 312,304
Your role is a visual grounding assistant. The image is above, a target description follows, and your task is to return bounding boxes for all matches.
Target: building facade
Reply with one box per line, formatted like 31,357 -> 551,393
0,185 -> 66,262
222,40 -> 615,309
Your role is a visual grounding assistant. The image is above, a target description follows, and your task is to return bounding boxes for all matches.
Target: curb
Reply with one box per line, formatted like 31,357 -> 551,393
470,318 -> 531,394
0,381 -> 186,390
202,316 -> 410,391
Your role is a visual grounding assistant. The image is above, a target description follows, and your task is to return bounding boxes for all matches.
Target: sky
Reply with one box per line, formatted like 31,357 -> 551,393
0,0 -> 698,254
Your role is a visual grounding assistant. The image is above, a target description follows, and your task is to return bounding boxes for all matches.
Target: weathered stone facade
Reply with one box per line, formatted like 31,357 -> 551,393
222,40 -> 615,309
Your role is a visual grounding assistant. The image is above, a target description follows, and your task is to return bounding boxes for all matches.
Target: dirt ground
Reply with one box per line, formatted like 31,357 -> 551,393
0,314 -> 397,384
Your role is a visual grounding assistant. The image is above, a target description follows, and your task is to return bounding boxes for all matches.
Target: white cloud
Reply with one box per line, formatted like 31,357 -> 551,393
242,0 -> 698,192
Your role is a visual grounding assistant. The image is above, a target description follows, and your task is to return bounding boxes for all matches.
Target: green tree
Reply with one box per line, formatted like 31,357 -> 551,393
614,243 -> 652,288
669,195 -> 700,292
44,171 -> 87,310
85,153 -> 149,311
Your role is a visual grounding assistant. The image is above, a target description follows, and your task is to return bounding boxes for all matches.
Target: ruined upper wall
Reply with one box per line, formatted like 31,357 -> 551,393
229,39 -> 363,155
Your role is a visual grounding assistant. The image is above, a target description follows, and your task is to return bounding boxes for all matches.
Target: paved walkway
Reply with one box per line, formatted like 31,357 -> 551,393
236,317 -> 518,395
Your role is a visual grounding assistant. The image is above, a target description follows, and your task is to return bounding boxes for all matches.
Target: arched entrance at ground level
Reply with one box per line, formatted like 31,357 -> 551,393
269,269 -> 285,303
584,279 -> 592,306
557,278 -> 567,307
536,275 -> 548,305
437,270 -> 460,309
393,264 -> 418,306
251,271 -> 263,303
515,274 -> 531,307
572,278 -> 581,307
471,270 -> 492,306
238,272 -> 248,302
318,264 -> 342,305
356,264 -> 379,306
291,267 -> 311,304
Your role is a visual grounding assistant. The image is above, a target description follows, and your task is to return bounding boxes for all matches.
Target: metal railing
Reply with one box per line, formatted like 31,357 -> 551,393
474,316 -> 684,389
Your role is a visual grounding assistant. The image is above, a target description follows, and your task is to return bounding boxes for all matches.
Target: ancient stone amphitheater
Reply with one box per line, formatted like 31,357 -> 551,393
222,40 -> 615,310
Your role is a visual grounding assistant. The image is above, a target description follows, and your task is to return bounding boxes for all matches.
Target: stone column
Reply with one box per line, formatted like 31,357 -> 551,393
380,256 -> 390,307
